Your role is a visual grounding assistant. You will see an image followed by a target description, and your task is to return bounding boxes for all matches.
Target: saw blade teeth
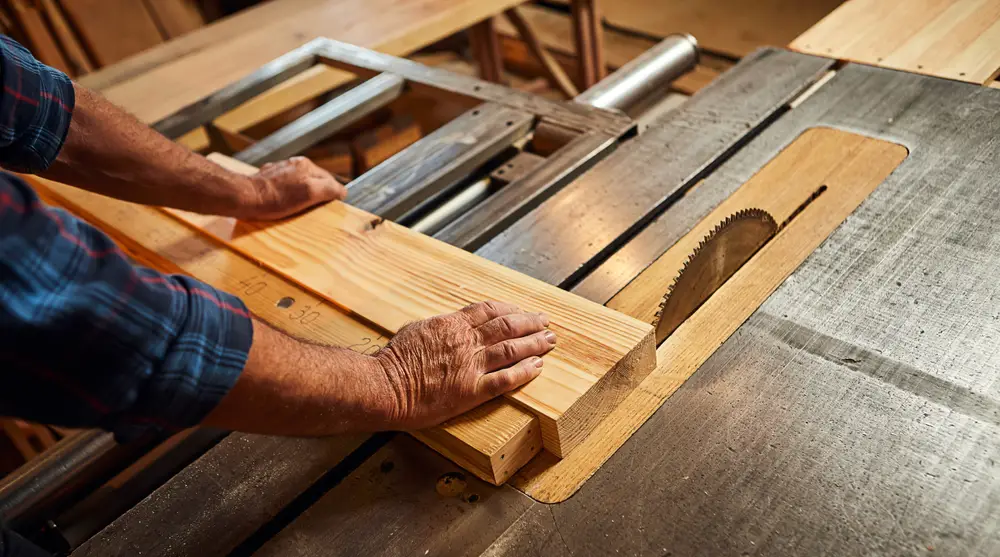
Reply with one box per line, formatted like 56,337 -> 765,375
655,207 -> 779,343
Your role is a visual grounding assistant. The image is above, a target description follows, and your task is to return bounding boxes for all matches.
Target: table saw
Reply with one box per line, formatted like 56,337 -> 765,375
3,19 -> 1000,556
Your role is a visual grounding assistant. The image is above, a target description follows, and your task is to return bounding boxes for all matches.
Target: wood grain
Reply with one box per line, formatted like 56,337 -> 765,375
60,0 -> 165,66
513,127 -> 908,502
173,155 -> 655,458
792,0 -> 1000,84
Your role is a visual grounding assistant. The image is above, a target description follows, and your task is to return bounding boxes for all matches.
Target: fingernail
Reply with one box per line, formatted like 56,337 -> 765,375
533,357 -> 544,368
544,330 -> 557,345
538,313 -> 550,326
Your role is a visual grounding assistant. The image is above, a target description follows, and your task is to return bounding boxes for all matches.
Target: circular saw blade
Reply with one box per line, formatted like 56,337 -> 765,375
654,208 -> 777,344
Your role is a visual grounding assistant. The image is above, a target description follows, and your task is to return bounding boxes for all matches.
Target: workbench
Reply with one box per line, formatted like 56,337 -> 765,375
6,1 -> 1000,556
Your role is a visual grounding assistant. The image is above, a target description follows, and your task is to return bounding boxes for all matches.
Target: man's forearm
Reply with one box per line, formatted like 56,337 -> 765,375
203,318 -> 397,436
42,84 -> 261,216
41,83 -> 345,219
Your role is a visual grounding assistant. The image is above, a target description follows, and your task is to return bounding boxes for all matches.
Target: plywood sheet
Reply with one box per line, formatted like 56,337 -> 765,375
792,0 -> 1000,84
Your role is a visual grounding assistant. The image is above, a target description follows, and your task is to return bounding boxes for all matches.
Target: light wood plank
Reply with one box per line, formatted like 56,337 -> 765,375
143,0 -> 204,38
513,127 -> 909,502
28,175 -> 539,487
172,154 -> 656,458
791,0 -> 1000,84
60,0 -> 166,66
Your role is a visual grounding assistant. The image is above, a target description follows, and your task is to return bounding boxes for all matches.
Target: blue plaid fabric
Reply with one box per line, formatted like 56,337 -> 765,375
0,36 -> 252,439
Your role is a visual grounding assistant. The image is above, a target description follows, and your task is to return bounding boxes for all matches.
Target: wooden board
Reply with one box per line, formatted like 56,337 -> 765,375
170,155 -> 656,458
511,127 -> 908,502
144,0 -> 204,38
28,174 -> 540,487
81,0 -> 528,125
60,0 -> 165,66
550,0 -> 844,58
791,0 -> 1000,84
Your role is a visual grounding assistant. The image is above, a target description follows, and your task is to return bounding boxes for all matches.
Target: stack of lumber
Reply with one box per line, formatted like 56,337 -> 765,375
0,0 -> 205,76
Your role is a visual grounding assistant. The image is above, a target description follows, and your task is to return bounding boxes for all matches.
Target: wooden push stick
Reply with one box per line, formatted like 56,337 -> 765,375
170,155 -> 656,458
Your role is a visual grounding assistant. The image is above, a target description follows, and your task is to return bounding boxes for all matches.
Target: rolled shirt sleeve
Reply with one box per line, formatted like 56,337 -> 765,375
0,173 -> 253,438
0,35 -> 75,173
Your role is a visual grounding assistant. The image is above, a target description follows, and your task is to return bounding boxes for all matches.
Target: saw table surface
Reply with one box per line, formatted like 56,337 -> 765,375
64,48 -> 1000,556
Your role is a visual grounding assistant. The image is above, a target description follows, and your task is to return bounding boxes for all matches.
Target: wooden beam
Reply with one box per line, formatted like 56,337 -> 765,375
8,0 -> 70,73
171,154 -> 655,458
28,174 -> 539,486
37,0 -> 94,75
513,127 -> 910,502
503,8 -> 578,98
570,0 -> 605,88
469,17 -> 505,83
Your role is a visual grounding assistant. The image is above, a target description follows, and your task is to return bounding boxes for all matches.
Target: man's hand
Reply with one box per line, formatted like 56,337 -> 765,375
203,302 -> 555,437
242,157 -> 347,220
374,301 -> 556,429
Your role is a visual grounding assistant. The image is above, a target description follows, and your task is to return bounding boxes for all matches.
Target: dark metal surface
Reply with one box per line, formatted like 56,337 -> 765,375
70,434 -> 367,557
348,103 -> 534,220
482,63 -> 1000,556
475,49 -> 834,288
253,436 -> 533,557
434,131 -> 618,251
235,73 -> 406,166
0,431 -> 156,532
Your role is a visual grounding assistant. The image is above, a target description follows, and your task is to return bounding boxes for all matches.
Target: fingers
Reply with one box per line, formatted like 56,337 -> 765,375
288,156 -> 347,202
483,330 -> 556,371
459,300 -> 522,327
477,311 -> 550,346
478,357 -> 545,398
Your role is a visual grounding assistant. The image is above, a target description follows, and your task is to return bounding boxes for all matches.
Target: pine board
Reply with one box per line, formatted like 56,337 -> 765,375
170,155 -> 656,458
792,0 -> 1000,84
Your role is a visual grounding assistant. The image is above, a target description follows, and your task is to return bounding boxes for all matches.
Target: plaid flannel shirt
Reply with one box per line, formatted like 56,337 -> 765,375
0,36 -> 252,439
